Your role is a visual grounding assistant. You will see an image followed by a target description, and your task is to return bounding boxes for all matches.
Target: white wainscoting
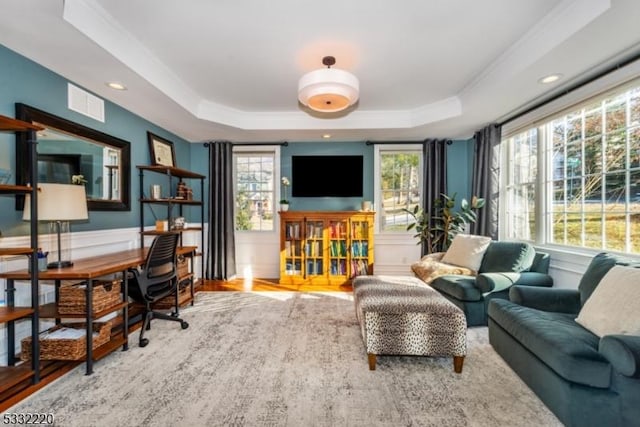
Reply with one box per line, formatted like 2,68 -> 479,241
0,226 -> 204,365
234,231 -> 280,279
233,231 -> 421,279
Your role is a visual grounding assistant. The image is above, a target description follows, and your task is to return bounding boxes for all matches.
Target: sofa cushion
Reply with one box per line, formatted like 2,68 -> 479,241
578,252 -> 640,306
431,275 -> 483,302
489,299 -> 612,388
411,252 -> 475,284
441,234 -> 491,272
479,241 -> 535,273
576,266 -> 640,337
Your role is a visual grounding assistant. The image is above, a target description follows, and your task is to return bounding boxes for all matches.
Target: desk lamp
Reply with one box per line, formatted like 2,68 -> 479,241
23,183 -> 88,268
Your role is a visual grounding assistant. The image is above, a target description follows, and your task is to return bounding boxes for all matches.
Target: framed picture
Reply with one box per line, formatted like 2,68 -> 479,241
147,132 -> 176,167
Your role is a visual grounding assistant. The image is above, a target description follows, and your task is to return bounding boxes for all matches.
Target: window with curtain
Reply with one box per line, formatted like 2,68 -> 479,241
233,152 -> 275,231
378,150 -> 422,232
503,129 -> 538,241
501,82 -> 640,254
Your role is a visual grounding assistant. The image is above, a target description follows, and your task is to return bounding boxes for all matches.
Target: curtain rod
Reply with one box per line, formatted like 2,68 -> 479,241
499,51 -> 640,127
204,141 -> 288,147
365,139 -> 453,145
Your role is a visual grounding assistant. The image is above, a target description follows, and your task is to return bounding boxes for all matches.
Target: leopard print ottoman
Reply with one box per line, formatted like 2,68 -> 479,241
352,275 -> 467,372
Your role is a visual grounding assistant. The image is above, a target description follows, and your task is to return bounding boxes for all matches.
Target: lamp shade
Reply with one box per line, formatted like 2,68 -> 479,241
298,67 -> 359,113
23,183 -> 89,221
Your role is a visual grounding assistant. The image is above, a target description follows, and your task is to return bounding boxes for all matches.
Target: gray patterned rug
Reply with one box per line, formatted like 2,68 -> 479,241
9,292 -> 560,426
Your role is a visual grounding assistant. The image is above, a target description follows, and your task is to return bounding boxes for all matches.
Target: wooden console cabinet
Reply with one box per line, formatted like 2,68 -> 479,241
279,211 -> 374,285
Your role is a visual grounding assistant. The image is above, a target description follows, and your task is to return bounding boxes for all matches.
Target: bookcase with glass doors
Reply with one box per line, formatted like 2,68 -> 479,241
279,211 -> 374,285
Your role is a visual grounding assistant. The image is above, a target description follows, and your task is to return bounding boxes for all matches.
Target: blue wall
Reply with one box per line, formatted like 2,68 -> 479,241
281,142 -> 375,211
189,139 -> 476,219
0,45 -> 192,236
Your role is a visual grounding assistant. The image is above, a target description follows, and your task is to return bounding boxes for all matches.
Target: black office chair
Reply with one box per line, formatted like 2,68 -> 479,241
128,233 -> 188,347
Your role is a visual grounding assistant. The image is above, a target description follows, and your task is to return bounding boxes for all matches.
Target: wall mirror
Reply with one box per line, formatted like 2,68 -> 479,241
15,103 -> 131,211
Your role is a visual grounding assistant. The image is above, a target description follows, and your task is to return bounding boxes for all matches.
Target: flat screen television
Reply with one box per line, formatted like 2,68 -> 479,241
291,155 -> 363,197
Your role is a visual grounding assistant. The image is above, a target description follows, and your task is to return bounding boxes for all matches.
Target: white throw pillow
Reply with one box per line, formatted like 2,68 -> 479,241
575,265 -> 640,338
440,234 -> 492,272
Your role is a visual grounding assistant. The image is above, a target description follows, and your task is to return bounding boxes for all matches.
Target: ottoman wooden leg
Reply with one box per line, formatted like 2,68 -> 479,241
453,356 -> 464,373
368,353 -> 377,370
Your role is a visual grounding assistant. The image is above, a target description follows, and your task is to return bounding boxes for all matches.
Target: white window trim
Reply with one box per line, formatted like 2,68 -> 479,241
499,64 -> 640,257
374,144 -> 423,234
232,145 -> 281,234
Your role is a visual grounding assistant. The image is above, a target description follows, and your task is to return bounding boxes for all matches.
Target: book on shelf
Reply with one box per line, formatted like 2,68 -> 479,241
286,223 -> 300,239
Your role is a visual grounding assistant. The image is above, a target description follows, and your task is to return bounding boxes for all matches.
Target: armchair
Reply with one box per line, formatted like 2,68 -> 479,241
427,241 -> 553,326
488,253 -> 640,426
128,233 -> 189,347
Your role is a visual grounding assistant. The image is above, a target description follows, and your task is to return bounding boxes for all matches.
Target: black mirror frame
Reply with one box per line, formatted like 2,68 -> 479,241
15,103 -> 131,211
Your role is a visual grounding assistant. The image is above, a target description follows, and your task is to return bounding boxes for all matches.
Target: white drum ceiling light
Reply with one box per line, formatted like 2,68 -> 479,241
298,56 -> 359,113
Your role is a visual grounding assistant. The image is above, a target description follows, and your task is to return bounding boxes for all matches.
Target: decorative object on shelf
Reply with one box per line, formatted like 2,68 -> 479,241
404,193 -> 485,253
147,131 -> 176,167
171,216 -> 185,230
298,56 -> 359,113
155,220 -> 169,232
150,184 -> 162,199
280,176 -> 290,211
361,200 -> 372,211
23,183 -> 89,268
0,168 -> 11,184
71,174 -> 87,185
176,181 -> 193,200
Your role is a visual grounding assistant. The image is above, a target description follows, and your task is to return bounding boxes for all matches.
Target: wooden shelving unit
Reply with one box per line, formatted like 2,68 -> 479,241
279,211 -> 375,286
0,114 -> 43,391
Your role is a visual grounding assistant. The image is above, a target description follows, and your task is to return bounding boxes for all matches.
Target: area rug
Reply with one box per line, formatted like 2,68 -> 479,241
9,292 -> 560,426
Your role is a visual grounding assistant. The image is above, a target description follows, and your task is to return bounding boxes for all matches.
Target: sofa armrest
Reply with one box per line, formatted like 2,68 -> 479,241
476,272 -> 554,293
599,335 -> 640,377
509,286 -> 581,314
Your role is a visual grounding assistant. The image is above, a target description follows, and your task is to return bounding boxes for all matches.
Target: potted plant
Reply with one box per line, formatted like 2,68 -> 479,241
404,193 -> 485,254
280,176 -> 290,211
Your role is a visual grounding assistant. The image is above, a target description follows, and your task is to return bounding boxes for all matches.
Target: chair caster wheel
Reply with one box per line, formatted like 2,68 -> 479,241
181,321 -> 189,329
139,338 -> 149,347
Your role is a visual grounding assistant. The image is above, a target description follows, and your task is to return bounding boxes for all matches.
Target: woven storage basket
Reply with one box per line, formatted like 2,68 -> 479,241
58,279 -> 122,314
21,321 -> 112,361
153,284 -> 191,309
177,255 -> 189,278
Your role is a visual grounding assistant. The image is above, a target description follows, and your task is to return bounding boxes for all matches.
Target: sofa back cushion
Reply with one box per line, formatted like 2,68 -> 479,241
440,234 -> 491,272
578,252 -> 640,306
575,265 -> 640,337
479,241 -> 535,273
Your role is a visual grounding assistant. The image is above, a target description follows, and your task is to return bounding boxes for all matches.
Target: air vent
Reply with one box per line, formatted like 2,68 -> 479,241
67,83 -> 105,122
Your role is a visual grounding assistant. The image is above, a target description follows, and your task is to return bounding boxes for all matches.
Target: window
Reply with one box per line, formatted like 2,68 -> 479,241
234,152 -> 275,231
546,89 -> 640,253
501,82 -> 640,254
503,129 -> 537,241
377,149 -> 422,231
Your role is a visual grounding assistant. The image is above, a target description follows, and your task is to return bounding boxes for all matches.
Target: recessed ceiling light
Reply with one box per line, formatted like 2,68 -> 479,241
106,82 -> 127,90
538,74 -> 563,84
322,134 -> 332,139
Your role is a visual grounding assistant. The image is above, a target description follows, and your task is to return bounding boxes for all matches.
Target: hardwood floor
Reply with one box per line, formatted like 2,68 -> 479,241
0,278 -> 352,409
201,278 -> 353,293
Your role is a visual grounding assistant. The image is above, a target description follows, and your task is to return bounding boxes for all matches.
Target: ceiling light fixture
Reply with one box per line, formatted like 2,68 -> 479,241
106,82 -> 127,90
322,134 -> 332,139
538,74 -> 563,84
298,56 -> 359,113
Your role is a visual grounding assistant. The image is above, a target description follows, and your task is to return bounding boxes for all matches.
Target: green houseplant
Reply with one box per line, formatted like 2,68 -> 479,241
404,193 -> 485,254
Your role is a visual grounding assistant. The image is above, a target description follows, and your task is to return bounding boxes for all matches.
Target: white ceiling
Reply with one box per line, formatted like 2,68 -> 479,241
1,0 -> 640,143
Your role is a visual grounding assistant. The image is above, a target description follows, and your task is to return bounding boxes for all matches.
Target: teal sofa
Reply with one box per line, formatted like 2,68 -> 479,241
488,253 -> 640,427
429,242 -> 553,326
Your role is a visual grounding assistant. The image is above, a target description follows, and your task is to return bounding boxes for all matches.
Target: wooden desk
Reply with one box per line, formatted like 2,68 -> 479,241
0,246 -> 197,375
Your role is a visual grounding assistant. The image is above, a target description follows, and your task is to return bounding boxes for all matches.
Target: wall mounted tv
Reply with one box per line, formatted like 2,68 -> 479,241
291,155 -> 363,197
